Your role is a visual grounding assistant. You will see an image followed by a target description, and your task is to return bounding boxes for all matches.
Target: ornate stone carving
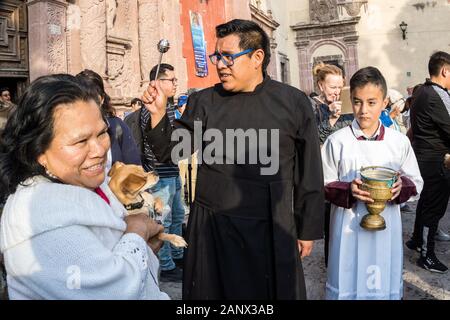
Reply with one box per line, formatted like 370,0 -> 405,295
292,15 -> 360,94
336,0 -> 368,17
106,0 -> 118,32
66,3 -> 82,74
138,0 -> 160,85
106,35 -> 137,99
105,0 -> 140,100
79,0 -> 107,75
47,2 -> 66,74
309,0 -> 339,23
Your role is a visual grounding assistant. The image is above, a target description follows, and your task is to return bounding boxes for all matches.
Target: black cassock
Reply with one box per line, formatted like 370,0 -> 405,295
145,76 -> 324,299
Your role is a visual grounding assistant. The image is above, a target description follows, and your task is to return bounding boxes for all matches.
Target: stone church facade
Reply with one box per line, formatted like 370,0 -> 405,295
1,0 -> 449,111
0,0 -> 249,116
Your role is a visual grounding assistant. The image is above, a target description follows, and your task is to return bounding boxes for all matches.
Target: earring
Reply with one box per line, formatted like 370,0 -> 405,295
46,169 -> 58,179
42,163 -> 58,179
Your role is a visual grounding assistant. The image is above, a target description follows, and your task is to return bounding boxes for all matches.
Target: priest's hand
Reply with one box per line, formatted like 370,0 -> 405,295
351,178 -> 374,203
444,153 -> 450,169
297,240 -> 313,258
141,80 -> 167,128
390,176 -> 402,201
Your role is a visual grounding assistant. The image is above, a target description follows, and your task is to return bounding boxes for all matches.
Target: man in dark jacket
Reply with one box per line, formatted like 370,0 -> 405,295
406,51 -> 450,274
125,64 -> 185,283
141,19 -> 324,299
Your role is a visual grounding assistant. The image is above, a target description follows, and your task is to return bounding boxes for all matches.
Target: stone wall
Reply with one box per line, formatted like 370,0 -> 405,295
28,0 -> 188,116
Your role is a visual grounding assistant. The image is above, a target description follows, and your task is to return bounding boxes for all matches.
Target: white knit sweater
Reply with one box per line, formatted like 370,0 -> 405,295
0,176 -> 169,300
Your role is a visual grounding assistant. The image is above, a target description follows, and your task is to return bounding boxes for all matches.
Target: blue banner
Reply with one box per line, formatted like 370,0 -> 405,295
190,11 -> 208,77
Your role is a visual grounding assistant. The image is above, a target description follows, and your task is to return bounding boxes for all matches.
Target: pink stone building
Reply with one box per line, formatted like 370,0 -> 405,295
0,0 -> 250,117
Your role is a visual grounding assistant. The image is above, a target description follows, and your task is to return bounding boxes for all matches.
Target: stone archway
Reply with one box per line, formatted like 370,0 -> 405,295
291,17 -> 360,94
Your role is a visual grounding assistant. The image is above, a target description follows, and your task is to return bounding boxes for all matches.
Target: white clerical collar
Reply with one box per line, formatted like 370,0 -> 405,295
351,119 -> 383,140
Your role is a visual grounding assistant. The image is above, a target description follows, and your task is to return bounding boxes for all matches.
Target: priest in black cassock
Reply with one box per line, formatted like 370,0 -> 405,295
142,19 -> 324,300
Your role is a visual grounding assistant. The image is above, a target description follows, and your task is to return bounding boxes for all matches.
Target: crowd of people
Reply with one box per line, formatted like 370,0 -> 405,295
0,18 -> 448,300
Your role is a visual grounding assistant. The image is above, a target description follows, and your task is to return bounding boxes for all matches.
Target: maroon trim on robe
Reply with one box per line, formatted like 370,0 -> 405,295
351,124 -> 385,141
94,187 -> 110,205
394,176 -> 417,204
325,181 -> 356,209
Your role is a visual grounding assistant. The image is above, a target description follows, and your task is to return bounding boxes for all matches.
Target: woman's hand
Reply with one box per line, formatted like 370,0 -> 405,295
389,105 -> 401,119
124,213 -> 163,242
351,178 -> 374,203
328,101 -> 342,119
147,231 -> 164,255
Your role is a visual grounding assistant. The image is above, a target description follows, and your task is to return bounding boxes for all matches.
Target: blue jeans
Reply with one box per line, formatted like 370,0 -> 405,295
150,176 -> 185,271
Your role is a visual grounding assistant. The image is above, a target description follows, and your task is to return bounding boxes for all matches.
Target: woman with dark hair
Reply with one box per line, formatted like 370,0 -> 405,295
76,69 -> 141,171
0,74 -> 168,299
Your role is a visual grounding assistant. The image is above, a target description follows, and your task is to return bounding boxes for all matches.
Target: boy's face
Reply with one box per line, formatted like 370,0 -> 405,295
351,84 -> 389,134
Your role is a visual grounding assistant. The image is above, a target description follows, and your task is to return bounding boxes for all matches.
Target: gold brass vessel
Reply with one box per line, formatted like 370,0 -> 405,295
359,166 -> 398,231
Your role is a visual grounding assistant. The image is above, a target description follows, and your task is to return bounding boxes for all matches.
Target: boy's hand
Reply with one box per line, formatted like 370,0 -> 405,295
297,240 -> 313,258
390,176 -> 402,201
351,178 -> 374,203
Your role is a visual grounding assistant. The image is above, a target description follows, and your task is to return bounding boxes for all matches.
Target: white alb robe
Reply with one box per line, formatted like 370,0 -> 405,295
322,121 -> 423,300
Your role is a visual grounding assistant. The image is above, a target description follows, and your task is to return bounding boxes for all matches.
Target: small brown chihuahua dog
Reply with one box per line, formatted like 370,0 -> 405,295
108,162 -> 187,248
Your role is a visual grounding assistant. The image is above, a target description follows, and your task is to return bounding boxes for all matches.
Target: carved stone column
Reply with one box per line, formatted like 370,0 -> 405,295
292,16 -> 360,94
295,40 -> 313,94
66,2 -> 82,75
343,35 -> 359,82
27,0 -> 68,81
138,0 -> 160,88
250,4 -> 279,80
79,0 -> 107,77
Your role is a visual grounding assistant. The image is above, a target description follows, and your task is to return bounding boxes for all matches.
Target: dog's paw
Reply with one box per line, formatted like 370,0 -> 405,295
158,233 -> 188,248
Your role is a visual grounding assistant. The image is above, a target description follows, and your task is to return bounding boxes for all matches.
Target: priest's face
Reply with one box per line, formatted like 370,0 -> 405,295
214,34 -> 264,92
351,84 -> 389,135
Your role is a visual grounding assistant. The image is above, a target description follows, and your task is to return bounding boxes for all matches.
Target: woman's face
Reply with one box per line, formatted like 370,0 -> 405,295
38,99 -> 110,190
318,74 -> 344,104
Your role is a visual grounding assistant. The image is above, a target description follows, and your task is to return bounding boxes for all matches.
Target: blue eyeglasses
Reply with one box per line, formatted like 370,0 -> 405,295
209,48 -> 255,67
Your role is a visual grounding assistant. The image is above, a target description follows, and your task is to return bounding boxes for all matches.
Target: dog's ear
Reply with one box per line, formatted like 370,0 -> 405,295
108,161 -> 124,177
121,172 -> 149,197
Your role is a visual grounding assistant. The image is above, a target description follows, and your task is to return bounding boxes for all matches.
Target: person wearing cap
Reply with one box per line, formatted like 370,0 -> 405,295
380,89 -> 407,134
406,51 -> 450,274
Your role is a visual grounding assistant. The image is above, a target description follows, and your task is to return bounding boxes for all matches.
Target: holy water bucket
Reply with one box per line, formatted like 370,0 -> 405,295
359,166 -> 398,231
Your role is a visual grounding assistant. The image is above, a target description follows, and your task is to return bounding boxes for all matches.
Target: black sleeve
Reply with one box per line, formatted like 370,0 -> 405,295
294,93 -> 325,240
144,91 -> 205,163
119,119 -> 142,166
428,94 -> 450,143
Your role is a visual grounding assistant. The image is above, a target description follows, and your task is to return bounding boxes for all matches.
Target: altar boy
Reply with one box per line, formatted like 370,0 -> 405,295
322,67 -> 423,300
